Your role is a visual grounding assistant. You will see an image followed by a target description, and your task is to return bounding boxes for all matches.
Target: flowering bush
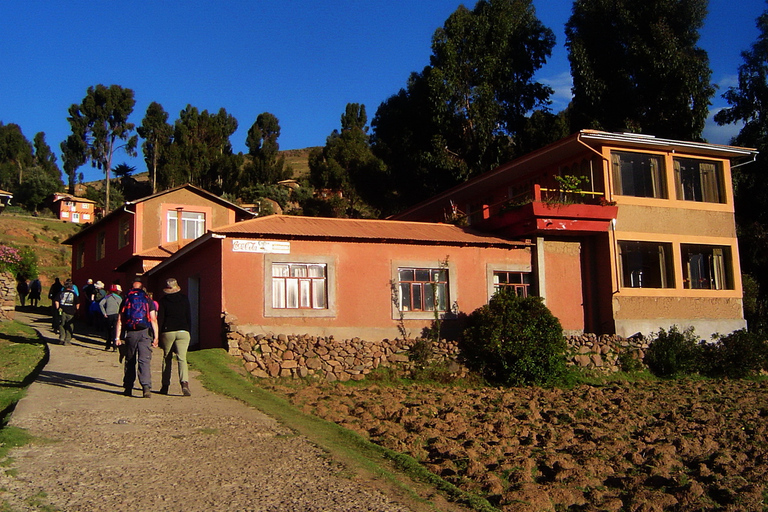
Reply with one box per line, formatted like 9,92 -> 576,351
0,245 -> 22,273
0,244 -> 37,280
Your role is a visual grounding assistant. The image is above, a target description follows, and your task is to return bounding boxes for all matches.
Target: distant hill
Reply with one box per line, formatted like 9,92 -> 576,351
282,147 -> 317,179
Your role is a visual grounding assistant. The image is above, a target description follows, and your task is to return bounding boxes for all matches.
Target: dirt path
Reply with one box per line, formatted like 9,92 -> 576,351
1,310 -> 412,512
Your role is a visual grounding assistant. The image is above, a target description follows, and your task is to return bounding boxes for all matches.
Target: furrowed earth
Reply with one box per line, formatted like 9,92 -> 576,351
265,378 -> 768,511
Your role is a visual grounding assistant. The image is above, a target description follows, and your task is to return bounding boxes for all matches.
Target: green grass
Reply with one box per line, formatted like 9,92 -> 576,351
0,321 -> 48,432
188,348 -> 500,512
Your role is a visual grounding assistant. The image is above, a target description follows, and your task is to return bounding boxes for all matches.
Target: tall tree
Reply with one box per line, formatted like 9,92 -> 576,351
566,0 -> 714,140
244,112 -> 289,186
714,7 -> 768,329
65,84 -> 138,212
0,122 -> 33,189
60,132 -> 87,194
32,132 -> 63,185
137,102 -> 173,194
372,0 -> 555,212
164,105 -> 238,192
309,103 -> 386,217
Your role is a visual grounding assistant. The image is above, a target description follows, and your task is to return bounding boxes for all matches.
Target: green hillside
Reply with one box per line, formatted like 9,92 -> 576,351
0,210 -> 79,289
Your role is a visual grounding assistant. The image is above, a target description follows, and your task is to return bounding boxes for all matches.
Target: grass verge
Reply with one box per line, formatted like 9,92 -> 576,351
188,348 -> 499,512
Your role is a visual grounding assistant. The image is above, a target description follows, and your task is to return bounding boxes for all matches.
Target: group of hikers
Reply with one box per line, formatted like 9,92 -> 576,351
45,275 -> 192,398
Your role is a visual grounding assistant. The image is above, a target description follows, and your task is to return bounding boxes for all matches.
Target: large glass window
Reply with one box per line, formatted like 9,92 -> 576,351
681,244 -> 733,290
271,263 -> 327,309
674,158 -> 724,203
167,211 -> 206,242
612,151 -> 666,198
493,271 -> 531,297
397,268 -> 448,311
618,241 -> 674,288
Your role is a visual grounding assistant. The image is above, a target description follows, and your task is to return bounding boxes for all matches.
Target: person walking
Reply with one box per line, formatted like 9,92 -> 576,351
115,279 -> 158,398
158,278 -> 192,396
16,278 -> 29,307
54,280 -> 78,345
28,278 -> 42,307
48,277 -> 62,334
99,284 -> 122,351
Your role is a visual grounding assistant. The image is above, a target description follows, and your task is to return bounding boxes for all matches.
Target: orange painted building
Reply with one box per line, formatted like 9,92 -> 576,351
146,216 -> 531,348
50,194 -> 98,223
393,130 -> 757,338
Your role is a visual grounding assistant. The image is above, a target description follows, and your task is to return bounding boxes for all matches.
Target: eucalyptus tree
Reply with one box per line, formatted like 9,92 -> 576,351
244,112 -> 289,186
137,102 -> 173,194
0,122 -> 33,188
32,132 -> 63,186
566,0 -> 714,140
372,0 -> 555,211
65,84 -> 138,212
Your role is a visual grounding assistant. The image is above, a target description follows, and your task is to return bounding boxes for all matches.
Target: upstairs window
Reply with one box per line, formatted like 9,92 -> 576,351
96,232 -> 105,260
674,158 -> 724,203
118,218 -> 131,249
397,268 -> 448,312
618,241 -> 674,288
167,211 -> 206,242
612,151 -> 667,199
681,244 -> 733,290
271,263 -> 327,309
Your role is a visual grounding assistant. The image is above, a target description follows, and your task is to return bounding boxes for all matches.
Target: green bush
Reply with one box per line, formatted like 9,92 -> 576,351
460,291 -> 567,387
700,329 -> 768,379
644,326 -> 703,378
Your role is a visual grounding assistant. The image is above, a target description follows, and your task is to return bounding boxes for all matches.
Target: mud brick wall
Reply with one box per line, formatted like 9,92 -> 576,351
0,272 -> 16,322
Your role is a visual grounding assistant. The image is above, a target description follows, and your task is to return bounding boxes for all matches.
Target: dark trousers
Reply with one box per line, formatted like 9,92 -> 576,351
51,306 -> 60,333
105,314 -> 118,349
59,311 -> 75,344
122,329 -> 153,390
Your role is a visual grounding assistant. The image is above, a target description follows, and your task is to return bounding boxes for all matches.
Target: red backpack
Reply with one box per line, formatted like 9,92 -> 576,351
121,289 -> 151,330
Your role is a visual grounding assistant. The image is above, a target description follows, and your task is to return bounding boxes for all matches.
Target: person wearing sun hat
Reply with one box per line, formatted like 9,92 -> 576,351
157,278 -> 192,396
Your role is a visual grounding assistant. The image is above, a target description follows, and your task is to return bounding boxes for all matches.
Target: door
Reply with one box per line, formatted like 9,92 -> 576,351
187,276 -> 200,347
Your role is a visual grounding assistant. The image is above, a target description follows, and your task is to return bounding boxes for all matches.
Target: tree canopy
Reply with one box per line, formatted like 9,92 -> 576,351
566,0 -> 714,140
65,84 -> 138,212
137,101 -> 173,194
372,0 -> 555,212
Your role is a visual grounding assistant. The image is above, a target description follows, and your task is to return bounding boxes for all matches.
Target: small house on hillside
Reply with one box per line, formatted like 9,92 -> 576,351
0,189 -> 12,213
50,193 -> 98,223
63,184 -> 254,290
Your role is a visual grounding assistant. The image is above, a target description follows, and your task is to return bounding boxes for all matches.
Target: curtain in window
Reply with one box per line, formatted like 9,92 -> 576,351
673,160 -> 684,199
700,163 -> 720,203
611,152 -> 623,194
658,245 -> 668,288
649,157 -> 663,198
712,247 -> 725,290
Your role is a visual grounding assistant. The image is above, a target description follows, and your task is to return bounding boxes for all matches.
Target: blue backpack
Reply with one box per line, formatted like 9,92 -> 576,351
121,289 -> 151,330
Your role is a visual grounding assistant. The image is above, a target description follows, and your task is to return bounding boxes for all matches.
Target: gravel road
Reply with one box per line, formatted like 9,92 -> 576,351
0,310 -> 413,512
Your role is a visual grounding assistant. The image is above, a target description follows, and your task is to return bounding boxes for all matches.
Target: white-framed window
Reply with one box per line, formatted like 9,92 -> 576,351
271,263 -> 327,309
264,254 -> 336,318
167,211 -> 206,242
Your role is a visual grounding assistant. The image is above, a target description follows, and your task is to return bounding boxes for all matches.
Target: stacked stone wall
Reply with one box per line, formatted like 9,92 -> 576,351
0,272 -> 16,322
225,314 -> 647,381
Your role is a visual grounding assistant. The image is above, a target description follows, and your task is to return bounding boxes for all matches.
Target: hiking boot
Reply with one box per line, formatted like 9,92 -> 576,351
181,382 -> 191,397
123,388 -> 132,397
143,386 -> 152,398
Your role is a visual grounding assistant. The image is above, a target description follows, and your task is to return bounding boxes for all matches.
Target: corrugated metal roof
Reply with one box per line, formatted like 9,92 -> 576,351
213,215 -> 526,247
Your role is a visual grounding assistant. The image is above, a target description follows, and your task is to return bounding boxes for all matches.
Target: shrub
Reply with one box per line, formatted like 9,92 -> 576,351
644,326 -> 703,378
460,291 -> 567,387
700,329 -> 768,379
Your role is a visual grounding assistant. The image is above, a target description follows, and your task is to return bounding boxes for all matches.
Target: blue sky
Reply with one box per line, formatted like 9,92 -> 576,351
1,1 -> 765,182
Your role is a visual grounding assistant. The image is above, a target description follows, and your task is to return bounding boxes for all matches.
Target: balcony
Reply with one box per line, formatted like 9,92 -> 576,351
473,184 -> 618,237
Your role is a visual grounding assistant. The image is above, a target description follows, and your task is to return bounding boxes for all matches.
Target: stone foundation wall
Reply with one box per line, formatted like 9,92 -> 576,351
0,272 -> 16,322
225,313 -> 648,381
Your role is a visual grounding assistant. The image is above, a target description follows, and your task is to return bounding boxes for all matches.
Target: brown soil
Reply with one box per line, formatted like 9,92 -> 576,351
267,378 -> 768,511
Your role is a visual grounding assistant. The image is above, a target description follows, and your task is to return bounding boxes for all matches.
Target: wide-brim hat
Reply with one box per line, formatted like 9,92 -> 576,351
163,278 -> 181,294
